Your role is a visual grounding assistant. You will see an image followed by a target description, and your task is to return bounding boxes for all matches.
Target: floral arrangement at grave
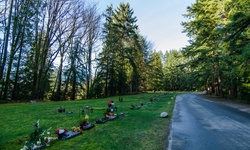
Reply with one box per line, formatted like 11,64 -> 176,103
105,100 -> 117,119
54,127 -> 82,140
54,128 -> 67,139
81,114 -> 89,126
71,126 -> 82,133
54,114 -> 83,140
79,114 -> 94,130
20,120 -> 57,150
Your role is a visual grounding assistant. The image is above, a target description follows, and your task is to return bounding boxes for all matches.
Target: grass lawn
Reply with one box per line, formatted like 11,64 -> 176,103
0,92 -> 176,150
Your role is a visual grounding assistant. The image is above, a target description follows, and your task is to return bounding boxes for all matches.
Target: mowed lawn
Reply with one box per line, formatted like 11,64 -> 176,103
0,92 -> 176,150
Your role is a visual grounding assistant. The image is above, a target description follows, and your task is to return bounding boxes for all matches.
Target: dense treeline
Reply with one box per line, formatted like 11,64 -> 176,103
162,0 -> 250,101
0,0 -> 249,102
0,1 -> 157,101
95,4 -> 162,97
0,0 -> 102,101
181,0 -> 250,100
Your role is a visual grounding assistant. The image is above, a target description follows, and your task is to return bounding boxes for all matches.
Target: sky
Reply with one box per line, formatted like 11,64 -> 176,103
90,0 -> 196,52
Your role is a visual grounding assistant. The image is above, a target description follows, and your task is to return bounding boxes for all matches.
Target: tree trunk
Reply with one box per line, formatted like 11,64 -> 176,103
105,61 -> 108,97
55,51 -> 64,100
12,27 -> 25,100
3,4 -> 23,100
70,66 -> 76,100
0,0 -> 14,99
86,33 -> 93,99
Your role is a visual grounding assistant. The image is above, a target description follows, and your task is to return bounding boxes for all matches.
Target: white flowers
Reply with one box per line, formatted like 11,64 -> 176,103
36,139 -> 41,145
21,122 -> 57,150
20,143 -> 28,150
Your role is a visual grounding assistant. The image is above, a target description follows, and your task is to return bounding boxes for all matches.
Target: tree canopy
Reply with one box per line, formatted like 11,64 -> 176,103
180,0 -> 250,100
0,0 -> 249,102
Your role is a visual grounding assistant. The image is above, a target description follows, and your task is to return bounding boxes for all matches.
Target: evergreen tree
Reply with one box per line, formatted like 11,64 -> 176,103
182,0 -> 250,100
147,51 -> 164,91
97,3 -> 151,96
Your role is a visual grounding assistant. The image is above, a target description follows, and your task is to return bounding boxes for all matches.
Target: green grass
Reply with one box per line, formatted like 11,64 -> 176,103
0,92 -> 176,150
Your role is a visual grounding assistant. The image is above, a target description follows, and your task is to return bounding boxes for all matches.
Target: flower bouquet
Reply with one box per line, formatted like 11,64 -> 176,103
71,126 -> 82,133
79,114 -> 95,130
20,120 -> 57,150
54,128 -> 67,139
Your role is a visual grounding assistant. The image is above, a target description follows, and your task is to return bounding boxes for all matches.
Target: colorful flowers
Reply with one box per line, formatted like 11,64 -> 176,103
55,129 -> 67,139
71,126 -> 82,133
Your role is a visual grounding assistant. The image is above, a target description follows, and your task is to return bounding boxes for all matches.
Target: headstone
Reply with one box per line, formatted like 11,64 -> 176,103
96,118 -> 108,124
81,123 -> 94,130
62,131 -> 81,140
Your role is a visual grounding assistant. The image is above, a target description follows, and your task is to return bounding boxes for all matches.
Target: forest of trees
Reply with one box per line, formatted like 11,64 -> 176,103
0,0 -> 249,102
181,0 -> 250,100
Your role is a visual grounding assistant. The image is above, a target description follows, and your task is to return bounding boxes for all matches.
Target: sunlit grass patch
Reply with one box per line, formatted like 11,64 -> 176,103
0,92 -> 176,150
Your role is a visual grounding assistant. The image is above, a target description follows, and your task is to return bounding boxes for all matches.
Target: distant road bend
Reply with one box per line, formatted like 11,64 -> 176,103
167,94 -> 250,150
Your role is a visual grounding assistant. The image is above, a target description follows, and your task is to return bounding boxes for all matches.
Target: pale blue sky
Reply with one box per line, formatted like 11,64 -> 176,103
91,0 -> 195,52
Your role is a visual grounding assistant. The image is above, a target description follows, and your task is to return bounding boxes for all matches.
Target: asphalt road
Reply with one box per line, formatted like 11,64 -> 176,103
167,94 -> 250,150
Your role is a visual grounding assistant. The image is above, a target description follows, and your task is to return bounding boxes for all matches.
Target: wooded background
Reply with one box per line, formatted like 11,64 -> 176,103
0,0 -> 249,102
